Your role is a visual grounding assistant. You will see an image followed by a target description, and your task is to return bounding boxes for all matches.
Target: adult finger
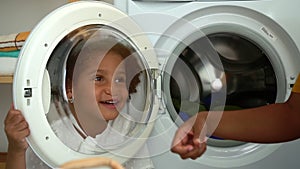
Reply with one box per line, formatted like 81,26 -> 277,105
171,141 -> 194,155
179,142 -> 207,160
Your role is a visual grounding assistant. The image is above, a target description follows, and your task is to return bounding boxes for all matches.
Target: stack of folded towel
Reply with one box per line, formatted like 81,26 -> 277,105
0,31 -> 29,75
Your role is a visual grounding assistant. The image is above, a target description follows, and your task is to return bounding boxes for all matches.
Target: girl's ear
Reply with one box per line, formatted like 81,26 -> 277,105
66,77 -> 73,98
67,88 -> 74,104
67,88 -> 73,96
67,88 -> 73,99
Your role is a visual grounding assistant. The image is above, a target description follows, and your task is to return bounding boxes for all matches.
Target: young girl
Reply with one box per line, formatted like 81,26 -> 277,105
5,27 -> 153,169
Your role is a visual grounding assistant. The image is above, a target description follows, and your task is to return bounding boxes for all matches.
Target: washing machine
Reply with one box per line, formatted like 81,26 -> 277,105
112,0 -> 300,169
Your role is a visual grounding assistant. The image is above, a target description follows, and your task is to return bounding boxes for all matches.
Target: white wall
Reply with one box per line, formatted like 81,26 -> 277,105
0,0 -> 114,35
0,84 -> 12,152
0,0 -> 68,35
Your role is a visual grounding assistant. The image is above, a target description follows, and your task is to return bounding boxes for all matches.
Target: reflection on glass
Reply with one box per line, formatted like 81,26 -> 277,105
45,25 -> 151,155
166,33 -> 276,147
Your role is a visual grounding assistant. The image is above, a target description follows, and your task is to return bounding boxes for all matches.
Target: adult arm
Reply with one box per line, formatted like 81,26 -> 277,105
210,92 -> 300,143
171,92 -> 300,159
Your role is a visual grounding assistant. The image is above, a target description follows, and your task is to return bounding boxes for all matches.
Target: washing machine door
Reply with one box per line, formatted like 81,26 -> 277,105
13,1 -> 159,168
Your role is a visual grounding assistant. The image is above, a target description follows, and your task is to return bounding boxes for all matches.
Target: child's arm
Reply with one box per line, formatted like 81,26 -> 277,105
4,105 -> 29,169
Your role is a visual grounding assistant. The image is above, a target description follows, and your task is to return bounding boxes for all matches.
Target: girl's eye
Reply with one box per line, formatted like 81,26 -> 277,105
94,76 -> 103,82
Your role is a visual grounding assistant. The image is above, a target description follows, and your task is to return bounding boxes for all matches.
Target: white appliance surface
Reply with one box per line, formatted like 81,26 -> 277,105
114,0 -> 300,169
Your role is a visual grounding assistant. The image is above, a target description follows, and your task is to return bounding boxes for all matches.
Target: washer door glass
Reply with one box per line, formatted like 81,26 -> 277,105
46,24 -> 152,154
165,32 -> 277,147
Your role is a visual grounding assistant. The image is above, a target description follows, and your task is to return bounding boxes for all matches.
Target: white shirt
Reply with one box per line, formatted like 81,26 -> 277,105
25,114 -> 154,169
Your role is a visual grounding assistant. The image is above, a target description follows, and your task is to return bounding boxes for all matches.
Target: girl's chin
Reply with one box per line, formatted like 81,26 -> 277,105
101,112 -> 119,121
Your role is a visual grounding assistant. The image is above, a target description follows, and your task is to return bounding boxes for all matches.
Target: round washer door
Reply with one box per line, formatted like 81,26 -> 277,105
13,1 -> 159,168
154,5 -> 300,168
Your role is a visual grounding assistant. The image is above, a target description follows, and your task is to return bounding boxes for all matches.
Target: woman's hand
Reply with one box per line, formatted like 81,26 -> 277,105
171,112 -> 208,160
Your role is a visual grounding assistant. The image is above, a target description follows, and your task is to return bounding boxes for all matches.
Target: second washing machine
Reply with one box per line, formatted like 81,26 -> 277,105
114,0 -> 300,168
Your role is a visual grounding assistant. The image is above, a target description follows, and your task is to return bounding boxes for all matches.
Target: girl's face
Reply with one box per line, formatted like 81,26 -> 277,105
95,51 -> 129,121
73,50 -> 129,125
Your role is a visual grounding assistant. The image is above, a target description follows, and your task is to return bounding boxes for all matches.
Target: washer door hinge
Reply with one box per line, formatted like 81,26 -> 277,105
151,69 -> 162,99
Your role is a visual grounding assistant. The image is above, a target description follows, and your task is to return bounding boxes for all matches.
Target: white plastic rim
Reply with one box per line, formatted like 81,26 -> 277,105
13,1 -> 159,168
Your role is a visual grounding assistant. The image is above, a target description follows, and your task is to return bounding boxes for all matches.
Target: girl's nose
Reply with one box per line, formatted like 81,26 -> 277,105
104,80 -> 119,95
104,87 -> 112,95
104,83 -> 112,95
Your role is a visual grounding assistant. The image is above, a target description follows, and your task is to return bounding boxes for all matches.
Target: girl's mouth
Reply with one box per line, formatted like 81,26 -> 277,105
102,100 -> 118,104
100,99 -> 119,109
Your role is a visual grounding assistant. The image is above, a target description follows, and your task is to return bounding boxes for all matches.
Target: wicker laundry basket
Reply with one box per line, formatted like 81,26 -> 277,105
60,157 -> 124,169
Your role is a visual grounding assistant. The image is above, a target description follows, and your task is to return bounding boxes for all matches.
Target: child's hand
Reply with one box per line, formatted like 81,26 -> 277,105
4,104 -> 30,154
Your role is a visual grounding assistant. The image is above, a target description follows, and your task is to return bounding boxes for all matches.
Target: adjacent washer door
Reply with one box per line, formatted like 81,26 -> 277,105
155,4 -> 300,168
13,1 -> 158,168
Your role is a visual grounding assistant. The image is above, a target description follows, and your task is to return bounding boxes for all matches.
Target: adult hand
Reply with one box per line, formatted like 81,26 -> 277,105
171,113 -> 208,160
4,104 -> 30,153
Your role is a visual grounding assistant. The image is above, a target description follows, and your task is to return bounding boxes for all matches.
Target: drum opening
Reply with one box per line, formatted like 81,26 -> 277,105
164,32 -> 277,147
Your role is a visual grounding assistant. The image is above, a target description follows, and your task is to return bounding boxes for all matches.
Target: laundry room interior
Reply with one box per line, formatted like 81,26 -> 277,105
1,0 -> 300,169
